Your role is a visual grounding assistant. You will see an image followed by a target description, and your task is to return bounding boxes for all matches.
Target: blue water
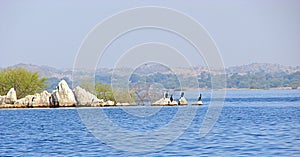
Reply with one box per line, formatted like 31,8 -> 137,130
0,90 -> 299,156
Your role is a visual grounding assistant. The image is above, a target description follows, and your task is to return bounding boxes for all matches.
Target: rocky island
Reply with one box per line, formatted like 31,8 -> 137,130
0,80 -> 197,108
0,80 -> 119,108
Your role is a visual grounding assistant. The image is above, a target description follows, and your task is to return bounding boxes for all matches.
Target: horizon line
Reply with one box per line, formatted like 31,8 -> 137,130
1,62 -> 300,70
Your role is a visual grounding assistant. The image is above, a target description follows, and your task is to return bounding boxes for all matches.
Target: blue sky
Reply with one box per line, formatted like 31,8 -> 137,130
0,0 -> 299,68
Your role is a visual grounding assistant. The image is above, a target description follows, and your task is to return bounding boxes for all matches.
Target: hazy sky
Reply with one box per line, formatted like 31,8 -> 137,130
0,0 -> 299,69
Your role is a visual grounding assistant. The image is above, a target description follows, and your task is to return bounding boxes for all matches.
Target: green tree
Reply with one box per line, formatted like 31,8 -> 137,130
79,81 -> 135,102
0,68 -> 48,98
78,81 -> 116,101
95,83 -> 115,101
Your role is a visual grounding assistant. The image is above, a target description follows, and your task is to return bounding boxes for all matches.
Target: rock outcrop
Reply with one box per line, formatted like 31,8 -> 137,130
0,79 -> 183,108
50,80 -> 76,107
33,91 -> 51,107
152,98 -> 178,106
14,91 -> 51,107
15,95 -> 35,107
0,80 -> 123,108
73,86 -> 103,106
5,88 -> 17,104
178,97 -> 188,105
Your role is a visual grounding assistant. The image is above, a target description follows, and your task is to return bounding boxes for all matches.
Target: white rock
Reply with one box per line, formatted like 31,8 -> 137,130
192,101 -> 203,105
0,96 -> 6,105
73,86 -> 103,106
107,100 -> 115,106
178,97 -> 188,105
152,98 -> 178,106
152,98 -> 167,105
5,88 -> 17,104
33,91 -> 51,106
103,100 -> 115,106
15,97 -> 26,105
51,80 -> 76,107
116,102 -> 131,106
15,95 -> 34,107
196,101 -> 203,105
169,100 -> 178,106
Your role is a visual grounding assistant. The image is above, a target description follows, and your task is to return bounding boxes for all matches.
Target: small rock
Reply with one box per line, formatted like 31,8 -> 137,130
102,100 -> 115,106
178,97 -> 188,105
116,102 -> 131,106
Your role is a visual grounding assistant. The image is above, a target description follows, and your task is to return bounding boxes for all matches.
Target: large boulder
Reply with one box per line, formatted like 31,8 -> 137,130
5,88 -> 17,104
73,86 -> 103,106
51,80 -> 76,107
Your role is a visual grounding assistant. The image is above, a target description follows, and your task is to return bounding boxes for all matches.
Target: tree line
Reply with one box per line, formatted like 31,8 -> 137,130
127,71 -> 300,89
1,67 -> 299,100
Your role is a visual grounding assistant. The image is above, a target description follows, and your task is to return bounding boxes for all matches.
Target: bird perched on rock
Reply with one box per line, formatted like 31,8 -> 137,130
198,94 -> 202,101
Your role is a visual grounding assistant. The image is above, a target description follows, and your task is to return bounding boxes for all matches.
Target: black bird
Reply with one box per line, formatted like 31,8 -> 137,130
170,95 -> 173,102
164,92 -> 169,98
198,94 -> 202,101
180,92 -> 184,98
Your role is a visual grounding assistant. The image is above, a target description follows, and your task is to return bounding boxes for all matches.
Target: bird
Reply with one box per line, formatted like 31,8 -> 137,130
198,94 -> 202,101
180,92 -> 184,98
164,91 -> 169,99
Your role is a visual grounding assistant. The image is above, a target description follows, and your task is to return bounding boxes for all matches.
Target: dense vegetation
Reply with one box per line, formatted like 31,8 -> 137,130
131,71 -> 300,90
0,68 -> 48,98
198,71 -> 300,89
78,81 -> 135,102
128,71 -> 300,90
224,71 -> 300,89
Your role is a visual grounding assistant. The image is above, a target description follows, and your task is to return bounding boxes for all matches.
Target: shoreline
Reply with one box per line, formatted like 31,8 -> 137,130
1,88 -> 298,110
180,87 -> 299,91
0,104 -> 204,110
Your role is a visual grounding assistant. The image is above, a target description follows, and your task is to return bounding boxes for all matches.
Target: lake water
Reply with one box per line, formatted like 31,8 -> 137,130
0,90 -> 299,156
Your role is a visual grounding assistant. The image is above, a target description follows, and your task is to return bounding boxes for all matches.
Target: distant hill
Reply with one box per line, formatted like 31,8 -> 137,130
6,63 -> 300,78
2,63 -> 300,91
9,63 -> 72,79
226,63 -> 300,74
10,63 -> 62,77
